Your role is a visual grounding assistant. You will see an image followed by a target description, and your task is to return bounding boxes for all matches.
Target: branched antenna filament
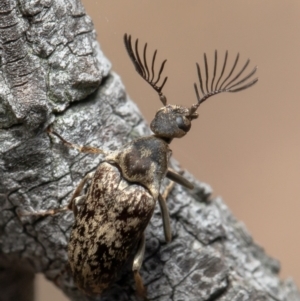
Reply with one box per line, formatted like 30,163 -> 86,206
124,34 -> 258,119
192,51 -> 258,115
124,34 -> 168,105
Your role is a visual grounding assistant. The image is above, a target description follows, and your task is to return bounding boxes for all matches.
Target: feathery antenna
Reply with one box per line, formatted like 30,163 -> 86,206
191,51 -> 258,116
124,34 -> 168,105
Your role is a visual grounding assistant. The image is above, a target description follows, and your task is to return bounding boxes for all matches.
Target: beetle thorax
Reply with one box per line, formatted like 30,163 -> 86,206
150,104 -> 193,140
106,136 -> 172,199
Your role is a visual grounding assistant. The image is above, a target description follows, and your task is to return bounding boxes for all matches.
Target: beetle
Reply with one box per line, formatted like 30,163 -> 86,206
22,34 -> 258,299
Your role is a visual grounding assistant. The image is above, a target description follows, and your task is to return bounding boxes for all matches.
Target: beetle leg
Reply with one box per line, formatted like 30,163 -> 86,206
74,195 -> 86,207
47,127 -> 108,155
67,171 -> 94,216
158,180 -> 176,243
18,172 -> 94,218
132,233 -> 148,301
18,205 -> 71,217
166,168 -> 194,190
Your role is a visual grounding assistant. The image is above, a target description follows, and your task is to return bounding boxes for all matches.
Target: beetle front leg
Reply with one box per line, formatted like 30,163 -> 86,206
48,127 -> 108,156
19,204 -> 71,217
132,233 -> 148,301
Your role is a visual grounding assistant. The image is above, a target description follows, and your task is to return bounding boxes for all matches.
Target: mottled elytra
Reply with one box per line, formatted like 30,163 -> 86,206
21,34 -> 258,300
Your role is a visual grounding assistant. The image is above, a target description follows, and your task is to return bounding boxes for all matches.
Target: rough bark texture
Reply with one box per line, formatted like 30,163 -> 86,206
0,1 -> 299,301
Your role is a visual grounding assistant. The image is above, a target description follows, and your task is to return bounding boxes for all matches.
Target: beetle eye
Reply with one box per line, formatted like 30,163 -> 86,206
176,116 -> 191,132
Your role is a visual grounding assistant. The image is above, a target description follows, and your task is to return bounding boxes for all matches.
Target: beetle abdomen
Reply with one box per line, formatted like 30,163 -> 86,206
68,162 -> 155,295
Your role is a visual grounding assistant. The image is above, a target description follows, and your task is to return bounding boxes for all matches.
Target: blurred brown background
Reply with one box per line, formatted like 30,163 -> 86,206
36,1 -> 300,300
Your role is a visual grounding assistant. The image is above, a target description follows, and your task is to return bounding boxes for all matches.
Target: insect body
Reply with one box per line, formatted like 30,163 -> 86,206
24,34 -> 258,299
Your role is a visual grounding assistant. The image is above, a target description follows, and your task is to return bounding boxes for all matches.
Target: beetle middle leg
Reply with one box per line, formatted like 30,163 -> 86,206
67,171 -> 94,216
166,168 -> 194,190
158,179 -> 177,243
19,172 -> 94,217
132,233 -> 148,301
160,168 -> 193,242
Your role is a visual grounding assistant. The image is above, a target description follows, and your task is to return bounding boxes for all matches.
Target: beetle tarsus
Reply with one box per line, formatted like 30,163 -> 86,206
134,270 -> 148,301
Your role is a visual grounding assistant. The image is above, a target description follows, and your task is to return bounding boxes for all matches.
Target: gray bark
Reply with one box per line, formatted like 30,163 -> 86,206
0,0 -> 299,301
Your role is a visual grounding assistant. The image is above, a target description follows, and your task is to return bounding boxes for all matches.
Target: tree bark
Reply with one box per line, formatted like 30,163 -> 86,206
0,1 -> 299,301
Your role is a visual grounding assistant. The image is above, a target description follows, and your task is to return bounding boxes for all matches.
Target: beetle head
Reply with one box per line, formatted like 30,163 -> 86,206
124,34 -> 258,142
150,50 -> 258,141
150,104 -> 198,139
